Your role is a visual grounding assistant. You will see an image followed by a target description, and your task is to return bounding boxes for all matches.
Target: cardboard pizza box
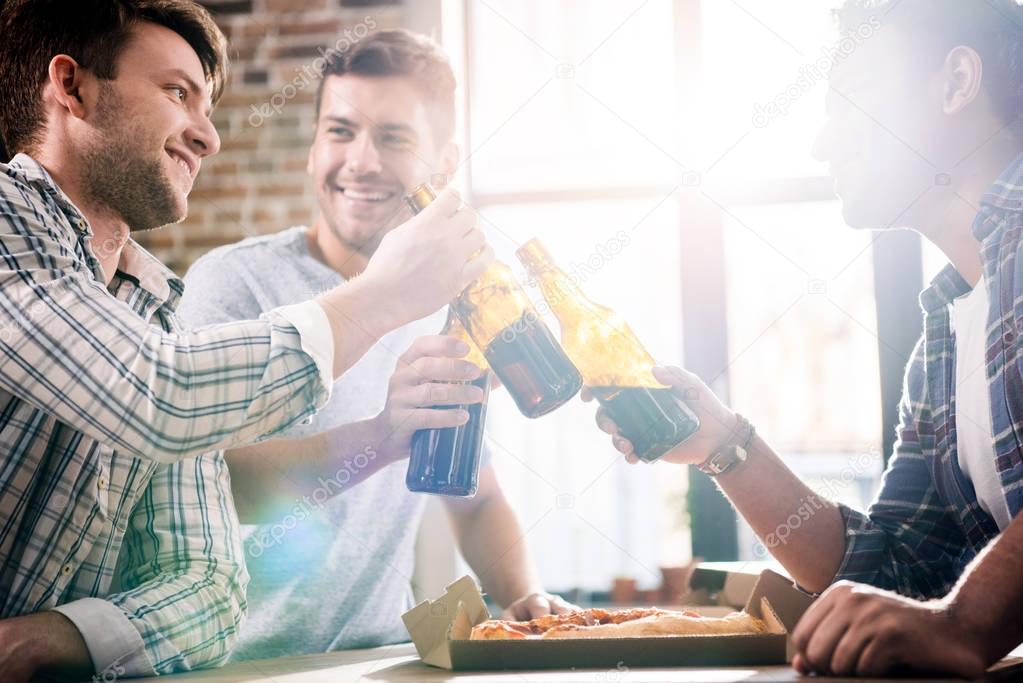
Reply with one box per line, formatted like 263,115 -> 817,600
401,569 -> 814,671
680,562 -> 803,623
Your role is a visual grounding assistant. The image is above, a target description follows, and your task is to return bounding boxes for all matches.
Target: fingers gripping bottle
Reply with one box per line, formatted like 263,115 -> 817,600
404,185 -> 582,418
406,310 -> 490,497
516,238 -> 700,462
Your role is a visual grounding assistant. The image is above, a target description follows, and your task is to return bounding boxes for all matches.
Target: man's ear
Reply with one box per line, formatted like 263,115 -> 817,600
942,45 -> 984,116
437,140 -> 459,186
45,54 -> 95,121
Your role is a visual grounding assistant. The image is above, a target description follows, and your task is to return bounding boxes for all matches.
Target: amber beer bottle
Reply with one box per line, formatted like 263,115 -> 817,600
404,185 -> 582,418
406,310 -> 490,497
516,238 -> 700,462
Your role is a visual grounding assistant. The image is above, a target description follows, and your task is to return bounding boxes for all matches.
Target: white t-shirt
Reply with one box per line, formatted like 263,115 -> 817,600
178,227 -> 449,658
951,276 -> 1012,530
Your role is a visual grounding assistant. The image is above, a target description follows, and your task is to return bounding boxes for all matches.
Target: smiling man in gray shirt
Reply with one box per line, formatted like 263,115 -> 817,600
178,29 -> 573,659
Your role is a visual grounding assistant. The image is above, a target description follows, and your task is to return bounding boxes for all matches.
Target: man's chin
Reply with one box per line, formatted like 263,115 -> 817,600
834,183 -> 888,230
838,194 -> 921,232
839,203 -> 879,230
125,199 -> 188,232
339,213 -> 396,244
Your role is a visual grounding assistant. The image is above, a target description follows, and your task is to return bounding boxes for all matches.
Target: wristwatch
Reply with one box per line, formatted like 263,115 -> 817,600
696,414 -> 755,477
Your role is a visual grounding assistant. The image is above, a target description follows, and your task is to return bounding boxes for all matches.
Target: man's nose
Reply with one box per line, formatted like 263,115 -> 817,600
347,132 -> 383,174
186,114 -> 221,159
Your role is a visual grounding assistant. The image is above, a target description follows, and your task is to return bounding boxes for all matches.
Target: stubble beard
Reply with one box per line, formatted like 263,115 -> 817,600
80,85 -> 184,232
325,193 -> 406,260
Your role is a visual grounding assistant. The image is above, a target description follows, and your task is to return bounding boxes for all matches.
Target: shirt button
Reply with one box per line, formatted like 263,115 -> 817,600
61,563 -> 73,576
98,476 -> 108,490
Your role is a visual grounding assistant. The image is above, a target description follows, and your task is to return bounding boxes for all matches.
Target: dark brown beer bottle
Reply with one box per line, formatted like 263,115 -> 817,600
404,185 -> 582,418
406,309 -> 489,497
516,238 -> 700,462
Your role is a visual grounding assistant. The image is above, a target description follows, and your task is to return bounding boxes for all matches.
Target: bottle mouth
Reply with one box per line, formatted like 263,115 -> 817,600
405,183 -> 437,213
515,237 -> 555,271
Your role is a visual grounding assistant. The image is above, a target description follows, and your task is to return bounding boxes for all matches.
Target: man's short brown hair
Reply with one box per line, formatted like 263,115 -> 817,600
836,0 -> 1023,137
0,0 -> 228,156
315,29 -> 457,145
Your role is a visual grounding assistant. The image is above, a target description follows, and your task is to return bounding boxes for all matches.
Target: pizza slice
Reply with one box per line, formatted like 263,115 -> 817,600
468,607 -> 766,640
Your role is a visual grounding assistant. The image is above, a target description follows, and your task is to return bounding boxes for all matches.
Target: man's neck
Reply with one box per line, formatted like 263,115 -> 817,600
918,143 -> 1023,288
306,217 -> 371,280
34,152 -> 129,286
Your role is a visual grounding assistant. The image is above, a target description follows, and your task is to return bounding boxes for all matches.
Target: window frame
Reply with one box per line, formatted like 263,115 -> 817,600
416,0 -> 924,563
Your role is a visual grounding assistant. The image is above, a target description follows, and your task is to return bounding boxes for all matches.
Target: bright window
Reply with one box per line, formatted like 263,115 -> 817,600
442,0 -> 892,589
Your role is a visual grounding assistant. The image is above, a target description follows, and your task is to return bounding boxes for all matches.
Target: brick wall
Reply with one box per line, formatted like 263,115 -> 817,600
135,0 -> 405,274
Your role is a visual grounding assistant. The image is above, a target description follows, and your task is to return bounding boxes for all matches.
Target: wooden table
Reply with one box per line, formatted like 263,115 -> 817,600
132,643 -> 1023,683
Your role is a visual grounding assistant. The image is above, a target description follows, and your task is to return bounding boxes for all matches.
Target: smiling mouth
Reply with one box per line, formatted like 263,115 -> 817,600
337,186 -> 396,203
166,151 -> 194,184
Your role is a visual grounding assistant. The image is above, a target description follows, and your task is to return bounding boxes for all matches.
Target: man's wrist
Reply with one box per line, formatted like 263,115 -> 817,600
343,273 -> 407,335
508,580 -> 547,603
0,612 -> 92,677
698,411 -> 740,463
364,413 -> 401,461
942,595 -> 1001,664
318,277 -> 402,346
696,413 -> 755,477
0,616 -> 41,675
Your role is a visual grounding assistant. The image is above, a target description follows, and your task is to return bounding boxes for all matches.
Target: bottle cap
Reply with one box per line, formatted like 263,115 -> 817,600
405,184 -> 437,214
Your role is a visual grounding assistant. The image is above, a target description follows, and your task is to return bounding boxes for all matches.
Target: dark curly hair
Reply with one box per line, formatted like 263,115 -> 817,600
836,0 -> 1023,135
314,29 -> 456,145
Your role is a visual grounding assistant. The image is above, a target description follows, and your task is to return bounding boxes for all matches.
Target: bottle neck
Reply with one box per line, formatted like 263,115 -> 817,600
517,240 -> 588,314
438,308 -> 454,335
532,266 -> 582,312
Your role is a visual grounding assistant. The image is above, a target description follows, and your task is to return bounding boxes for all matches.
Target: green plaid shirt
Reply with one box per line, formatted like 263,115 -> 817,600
0,154 -> 333,675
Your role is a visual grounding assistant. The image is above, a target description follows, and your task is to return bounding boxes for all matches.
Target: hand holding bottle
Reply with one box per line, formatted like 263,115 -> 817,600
582,365 -> 739,466
405,187 -> 581,419
405,314 -> 492,497
517,238 -> 701,461
361,188 -> 494,327
375,334 -> 486,462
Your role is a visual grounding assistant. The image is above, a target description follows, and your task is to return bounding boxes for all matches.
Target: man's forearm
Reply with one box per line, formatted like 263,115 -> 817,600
317,276 -> 404,378
446,469 -> 542,607
227,417 -> 393,523
715,434 -> 847,593
945,513 -> 1023,663
0,612 -> 92,680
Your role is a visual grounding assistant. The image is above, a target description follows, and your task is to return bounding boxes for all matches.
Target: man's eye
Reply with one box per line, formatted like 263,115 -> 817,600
328,127 -> 354,138
383,135 -> 412,147
170,86 -> 187,102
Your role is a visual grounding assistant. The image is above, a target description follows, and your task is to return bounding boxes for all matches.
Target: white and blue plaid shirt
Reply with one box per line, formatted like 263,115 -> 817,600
0,154 -> 333,676
835,154 -> 1023,598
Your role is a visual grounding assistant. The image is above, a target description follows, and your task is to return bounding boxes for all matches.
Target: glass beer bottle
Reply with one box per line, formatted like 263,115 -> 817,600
516,238 -> 700,462
405,185 -> 582,418
406,310 -> 490,497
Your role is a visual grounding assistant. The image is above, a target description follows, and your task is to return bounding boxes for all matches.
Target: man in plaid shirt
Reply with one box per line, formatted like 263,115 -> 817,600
0,1 -> 491,680
596,1 -> 1023,677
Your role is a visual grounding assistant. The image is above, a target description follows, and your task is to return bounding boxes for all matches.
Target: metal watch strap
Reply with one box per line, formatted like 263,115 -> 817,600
696,414 -> 755,477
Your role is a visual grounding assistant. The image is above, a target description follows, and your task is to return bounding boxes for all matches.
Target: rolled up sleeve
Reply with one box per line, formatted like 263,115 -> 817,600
0,172 -> 332,463
832,342 -> 968,599
72,454 -> 249,675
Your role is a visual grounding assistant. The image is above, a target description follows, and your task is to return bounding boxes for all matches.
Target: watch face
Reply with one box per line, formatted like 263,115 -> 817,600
702,445 -> 746,476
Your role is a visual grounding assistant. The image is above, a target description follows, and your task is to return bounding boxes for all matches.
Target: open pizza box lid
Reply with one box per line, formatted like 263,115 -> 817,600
401,570 -> 814,671
681,562 -> 792,616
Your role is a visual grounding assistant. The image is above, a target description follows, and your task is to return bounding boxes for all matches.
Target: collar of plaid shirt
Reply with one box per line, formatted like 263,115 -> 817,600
10,153 -> 184,309
916,152 -> 1023,541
